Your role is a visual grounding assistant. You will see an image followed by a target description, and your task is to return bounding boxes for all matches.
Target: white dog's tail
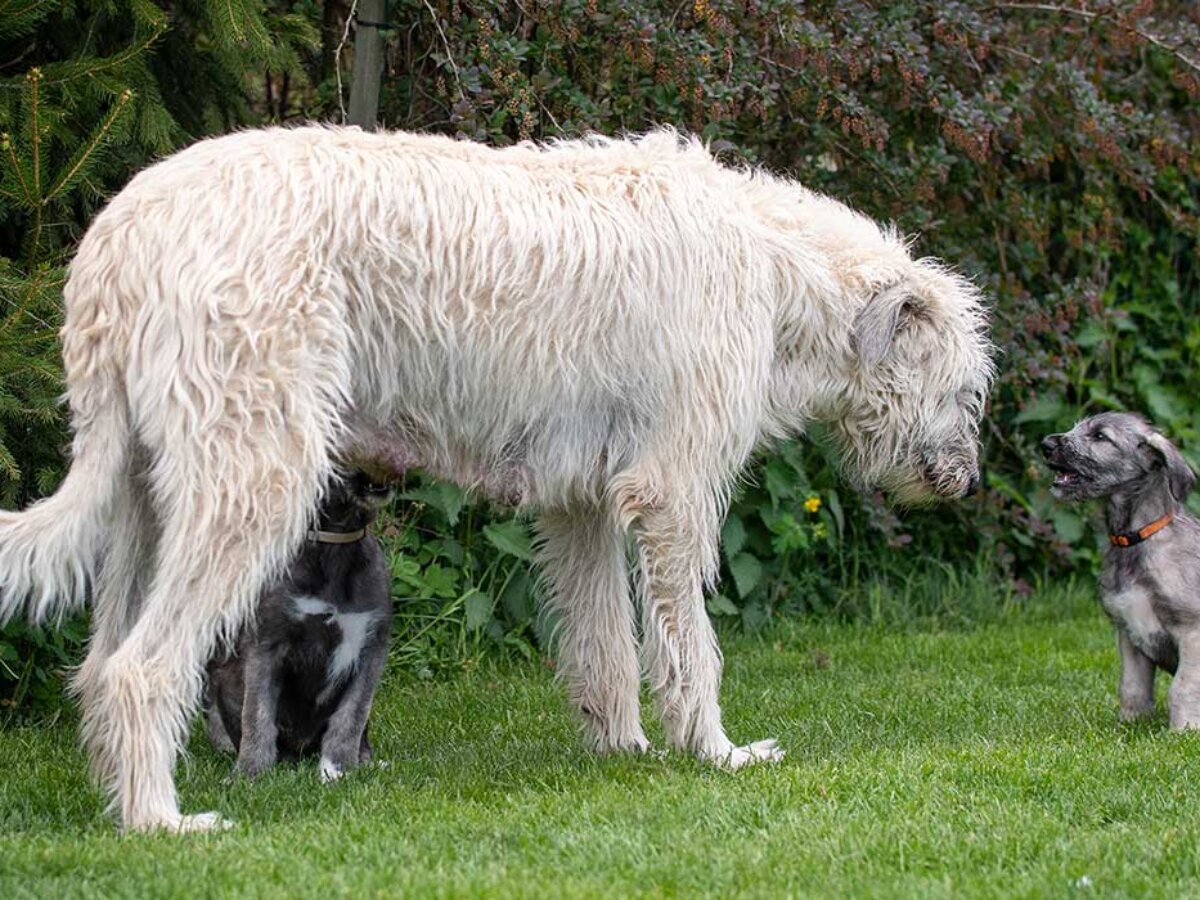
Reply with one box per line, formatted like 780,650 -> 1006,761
0,283 -> 130,625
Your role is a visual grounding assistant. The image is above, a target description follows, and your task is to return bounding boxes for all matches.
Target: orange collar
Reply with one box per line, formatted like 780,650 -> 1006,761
1109,511 -> 1174,548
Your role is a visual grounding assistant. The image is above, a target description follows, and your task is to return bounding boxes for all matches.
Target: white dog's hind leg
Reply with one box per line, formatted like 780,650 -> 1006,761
90,420 -> 329,831
72,460 -> 157,789
536,507 -> 648,753
634,503 -> 784,770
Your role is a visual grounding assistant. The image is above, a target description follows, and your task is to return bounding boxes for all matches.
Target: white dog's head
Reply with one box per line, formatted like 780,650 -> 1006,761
770,194 -> 994,505
837,257 -> 993,505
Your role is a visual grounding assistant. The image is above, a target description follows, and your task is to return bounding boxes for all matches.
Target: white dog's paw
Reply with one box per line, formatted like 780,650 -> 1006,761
593,731 -> 652,755
319,757 -> 345,783
173,811 -> 233,833
126,810 -> 233,834
701,738 -> 786,771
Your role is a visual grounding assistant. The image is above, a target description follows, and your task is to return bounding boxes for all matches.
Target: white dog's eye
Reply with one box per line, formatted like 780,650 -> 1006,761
1092,430 -> 1110,443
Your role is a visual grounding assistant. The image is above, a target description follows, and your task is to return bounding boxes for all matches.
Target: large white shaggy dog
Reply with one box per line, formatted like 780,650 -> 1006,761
0,127 -> 992,831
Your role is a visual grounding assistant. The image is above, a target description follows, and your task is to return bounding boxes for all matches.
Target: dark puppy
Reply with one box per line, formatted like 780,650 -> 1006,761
206,474 -> 393,781
1042,412 -> 1200,728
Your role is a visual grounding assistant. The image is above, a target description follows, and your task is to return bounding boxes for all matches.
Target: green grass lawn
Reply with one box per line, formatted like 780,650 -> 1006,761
3,586 -> 1200,898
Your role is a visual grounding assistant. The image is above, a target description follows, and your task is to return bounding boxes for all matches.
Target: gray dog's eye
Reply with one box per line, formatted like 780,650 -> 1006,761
1092,430 -> 1110,443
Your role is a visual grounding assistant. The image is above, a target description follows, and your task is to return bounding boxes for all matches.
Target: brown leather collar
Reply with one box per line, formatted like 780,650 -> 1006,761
307,528 -> 367,544
1109,511 -> 1174,548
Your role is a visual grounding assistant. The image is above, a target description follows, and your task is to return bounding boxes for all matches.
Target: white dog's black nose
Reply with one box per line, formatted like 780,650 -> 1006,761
1041,435 -> 1062,457
966,473 -> 981,496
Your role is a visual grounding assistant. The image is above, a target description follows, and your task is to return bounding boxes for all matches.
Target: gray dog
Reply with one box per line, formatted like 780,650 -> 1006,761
1042,412 -> 1200,728
206,474 -> 393,782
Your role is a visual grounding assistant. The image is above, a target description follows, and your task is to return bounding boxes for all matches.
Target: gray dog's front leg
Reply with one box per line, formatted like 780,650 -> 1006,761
1117,631 -> 1156,722
319,633 -> 388,783
1169,635 -> 1200,731
236,648 -> 282,779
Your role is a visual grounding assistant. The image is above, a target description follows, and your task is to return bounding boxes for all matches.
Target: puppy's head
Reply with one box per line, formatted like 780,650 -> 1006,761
319,472 -> 395,531
1041,412 -> 1195,503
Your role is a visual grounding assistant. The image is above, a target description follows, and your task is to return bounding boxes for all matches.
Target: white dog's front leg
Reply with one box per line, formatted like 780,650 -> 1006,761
634,505 -> 784,769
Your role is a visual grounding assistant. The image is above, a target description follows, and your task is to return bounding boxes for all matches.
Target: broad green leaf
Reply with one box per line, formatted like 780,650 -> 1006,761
764,459 -> 796,505
464,591 -> 493,631
400,482 -> 467,526
729,552 -> 764,599
421,564 -> 460,599
741,600 -> 770,632
707,594 -> 740,617
483,520 -> 535,561
721,513 -> 746,560
500,568 -> 534,625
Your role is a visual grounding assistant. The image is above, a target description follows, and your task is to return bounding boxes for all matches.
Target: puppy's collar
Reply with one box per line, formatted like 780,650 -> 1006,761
307,528 -> 367,544
1109,511 -> 1174,548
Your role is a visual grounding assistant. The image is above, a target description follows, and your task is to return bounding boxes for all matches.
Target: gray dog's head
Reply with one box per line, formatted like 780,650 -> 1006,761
320,472 -> 394,531
1041,412 -> 1195,503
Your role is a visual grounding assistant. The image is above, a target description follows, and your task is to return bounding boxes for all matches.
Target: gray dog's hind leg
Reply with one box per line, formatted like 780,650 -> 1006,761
1117,631 -> 1156,722
1169,634 -> 1200,730
206,698 -> 237,754
318,628 -> 389,782
236,648 -> 282,779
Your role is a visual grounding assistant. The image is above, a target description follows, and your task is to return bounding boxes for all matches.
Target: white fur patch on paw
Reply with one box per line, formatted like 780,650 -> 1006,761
174,811 -> 233,833
703,738 -> 786,771
319,757 -> 344,783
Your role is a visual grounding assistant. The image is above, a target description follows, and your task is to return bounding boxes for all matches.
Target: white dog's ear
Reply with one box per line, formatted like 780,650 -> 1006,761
852,284 -> 922,369
1142,431 -> 1196,502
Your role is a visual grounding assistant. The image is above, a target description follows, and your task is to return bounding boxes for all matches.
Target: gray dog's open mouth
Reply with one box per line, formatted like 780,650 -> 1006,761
1048,463 -> 1082,490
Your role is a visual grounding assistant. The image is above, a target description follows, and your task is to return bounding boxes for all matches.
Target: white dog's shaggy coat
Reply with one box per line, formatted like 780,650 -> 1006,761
0,127 -> 992,831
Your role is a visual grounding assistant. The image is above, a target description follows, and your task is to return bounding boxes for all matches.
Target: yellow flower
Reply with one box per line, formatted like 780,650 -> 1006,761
804,496 -> 821,514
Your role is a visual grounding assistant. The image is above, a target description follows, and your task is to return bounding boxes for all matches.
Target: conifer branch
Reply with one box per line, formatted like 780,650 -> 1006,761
43,89 -> 132,204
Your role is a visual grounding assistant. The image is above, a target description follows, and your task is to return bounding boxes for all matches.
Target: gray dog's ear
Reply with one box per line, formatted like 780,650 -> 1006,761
852,284 -> 922,369
1143,431 -> 1196,502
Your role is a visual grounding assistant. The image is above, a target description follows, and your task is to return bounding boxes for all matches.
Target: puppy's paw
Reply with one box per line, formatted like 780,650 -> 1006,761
319,756 -> 345,783
700,738 -> 786,771
1119,702 -> 1155,723
234,757 -> 274,781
